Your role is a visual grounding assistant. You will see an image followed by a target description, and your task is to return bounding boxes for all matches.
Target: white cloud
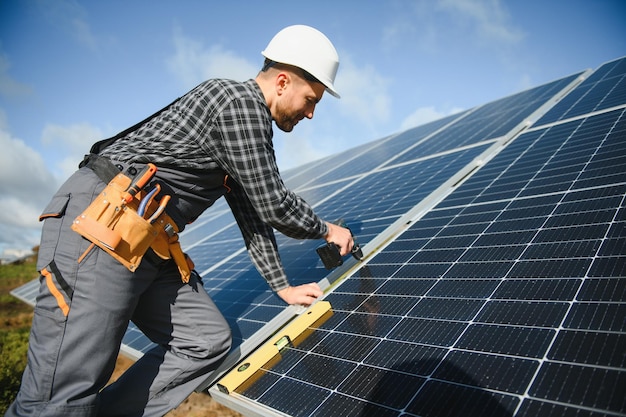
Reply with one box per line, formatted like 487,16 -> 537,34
400,105 -> 465,131
275,131 -> 327,171
37,0 -> 99,51
0,114 -> 98,258
167,28 -> 258,89
0,108 -> 6,130
438,0 -> 525,44
0,126 -> 57,204
2,247 -> 36,262
0,51 -> 33,98
70,15 -> 98,51
0,196 -> 42,233
41,122 -> 102,151
383,2 -> 439,53
41,122 -> 104,179
333,55 -> 392,128
516,73 -> 534,92
0,119 -> 60,256
384,0 -> 524,55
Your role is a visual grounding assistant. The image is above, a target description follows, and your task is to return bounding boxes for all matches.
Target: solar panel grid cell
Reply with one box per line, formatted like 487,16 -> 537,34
429,279 -> 499,298
434,350 -> 538,393
337,364 -> 425,409
258,378 -> 329,416
457,324 -> 555,357
549,331 -> 626,367
579,278 -> 626,301
494,279 -> 581,301
408,380 -> 519,417
409,297 -> 484,321
335,312 -> 399,339
311,393 -> 399,417
530,363 -> 626,412
536,58 -> 626,125
387,317 -> 466,346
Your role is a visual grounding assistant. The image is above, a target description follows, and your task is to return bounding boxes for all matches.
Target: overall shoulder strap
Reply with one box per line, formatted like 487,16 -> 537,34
88,96 -> 181,154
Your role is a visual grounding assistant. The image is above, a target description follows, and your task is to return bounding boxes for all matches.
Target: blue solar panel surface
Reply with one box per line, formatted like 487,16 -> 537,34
537,58 -> 626,125
215,58 -> 626,416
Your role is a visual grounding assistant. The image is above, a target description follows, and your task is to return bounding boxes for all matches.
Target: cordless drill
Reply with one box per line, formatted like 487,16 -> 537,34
316,220 -> 363,270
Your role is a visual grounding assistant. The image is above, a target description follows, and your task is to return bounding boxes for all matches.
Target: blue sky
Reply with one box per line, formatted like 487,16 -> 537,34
0,0 -> 624,259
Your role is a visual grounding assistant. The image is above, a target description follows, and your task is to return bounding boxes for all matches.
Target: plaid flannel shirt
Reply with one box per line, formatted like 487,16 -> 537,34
99,79 -> 328,290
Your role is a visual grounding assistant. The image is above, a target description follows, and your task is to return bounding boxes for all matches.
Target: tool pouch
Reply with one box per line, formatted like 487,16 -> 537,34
71,173 -> 158,272
150,219 -> 192,283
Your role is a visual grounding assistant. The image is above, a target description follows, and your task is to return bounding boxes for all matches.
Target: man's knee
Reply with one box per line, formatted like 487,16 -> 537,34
198,309 -> 232,362
174,324 -> 232,365
209,326 -> 232,362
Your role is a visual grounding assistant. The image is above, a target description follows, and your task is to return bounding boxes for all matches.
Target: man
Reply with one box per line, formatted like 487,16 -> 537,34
7,25 -> 353,417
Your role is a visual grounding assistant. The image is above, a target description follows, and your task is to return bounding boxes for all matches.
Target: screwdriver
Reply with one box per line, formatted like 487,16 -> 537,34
122,163 -> 157,204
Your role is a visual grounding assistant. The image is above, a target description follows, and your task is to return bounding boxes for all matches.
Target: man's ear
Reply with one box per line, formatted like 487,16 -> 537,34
275,72 -> 289,95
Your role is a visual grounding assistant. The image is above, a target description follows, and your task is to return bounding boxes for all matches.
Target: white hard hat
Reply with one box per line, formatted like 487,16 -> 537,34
262,25 -> 340,98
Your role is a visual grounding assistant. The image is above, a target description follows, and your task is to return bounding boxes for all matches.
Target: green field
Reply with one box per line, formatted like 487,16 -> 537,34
0,257 -> 37,414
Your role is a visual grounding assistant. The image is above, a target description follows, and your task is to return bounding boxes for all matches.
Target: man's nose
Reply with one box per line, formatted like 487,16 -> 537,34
305,105 -> 315,119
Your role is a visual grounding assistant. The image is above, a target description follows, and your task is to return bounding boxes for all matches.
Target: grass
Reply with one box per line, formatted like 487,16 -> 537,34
0,256 -> 37,414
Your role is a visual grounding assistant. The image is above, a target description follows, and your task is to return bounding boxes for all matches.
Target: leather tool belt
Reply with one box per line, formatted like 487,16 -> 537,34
73,157 -> 192,282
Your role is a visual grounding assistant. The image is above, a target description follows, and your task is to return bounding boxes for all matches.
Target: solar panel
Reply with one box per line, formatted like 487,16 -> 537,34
537,57 -> 626,125
205,57 -> 626,416
10,56 -> 625,416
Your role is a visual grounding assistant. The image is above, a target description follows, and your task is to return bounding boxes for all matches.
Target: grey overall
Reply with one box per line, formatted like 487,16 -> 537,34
5,166 -> 232,417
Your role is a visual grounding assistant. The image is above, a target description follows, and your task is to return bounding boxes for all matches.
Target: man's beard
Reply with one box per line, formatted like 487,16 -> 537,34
275,109 -> 301,132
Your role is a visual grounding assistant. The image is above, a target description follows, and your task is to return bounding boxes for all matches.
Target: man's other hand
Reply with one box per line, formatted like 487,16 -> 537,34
277,283 -> 323,306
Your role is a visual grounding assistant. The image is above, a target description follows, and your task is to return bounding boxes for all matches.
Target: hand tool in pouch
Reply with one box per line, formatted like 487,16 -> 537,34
123,163 -> 158,204
138,183 -> 161,218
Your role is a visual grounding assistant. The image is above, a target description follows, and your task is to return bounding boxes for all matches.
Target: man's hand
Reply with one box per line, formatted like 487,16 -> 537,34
277,283 -> 323,306
324,222 -> 354,256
